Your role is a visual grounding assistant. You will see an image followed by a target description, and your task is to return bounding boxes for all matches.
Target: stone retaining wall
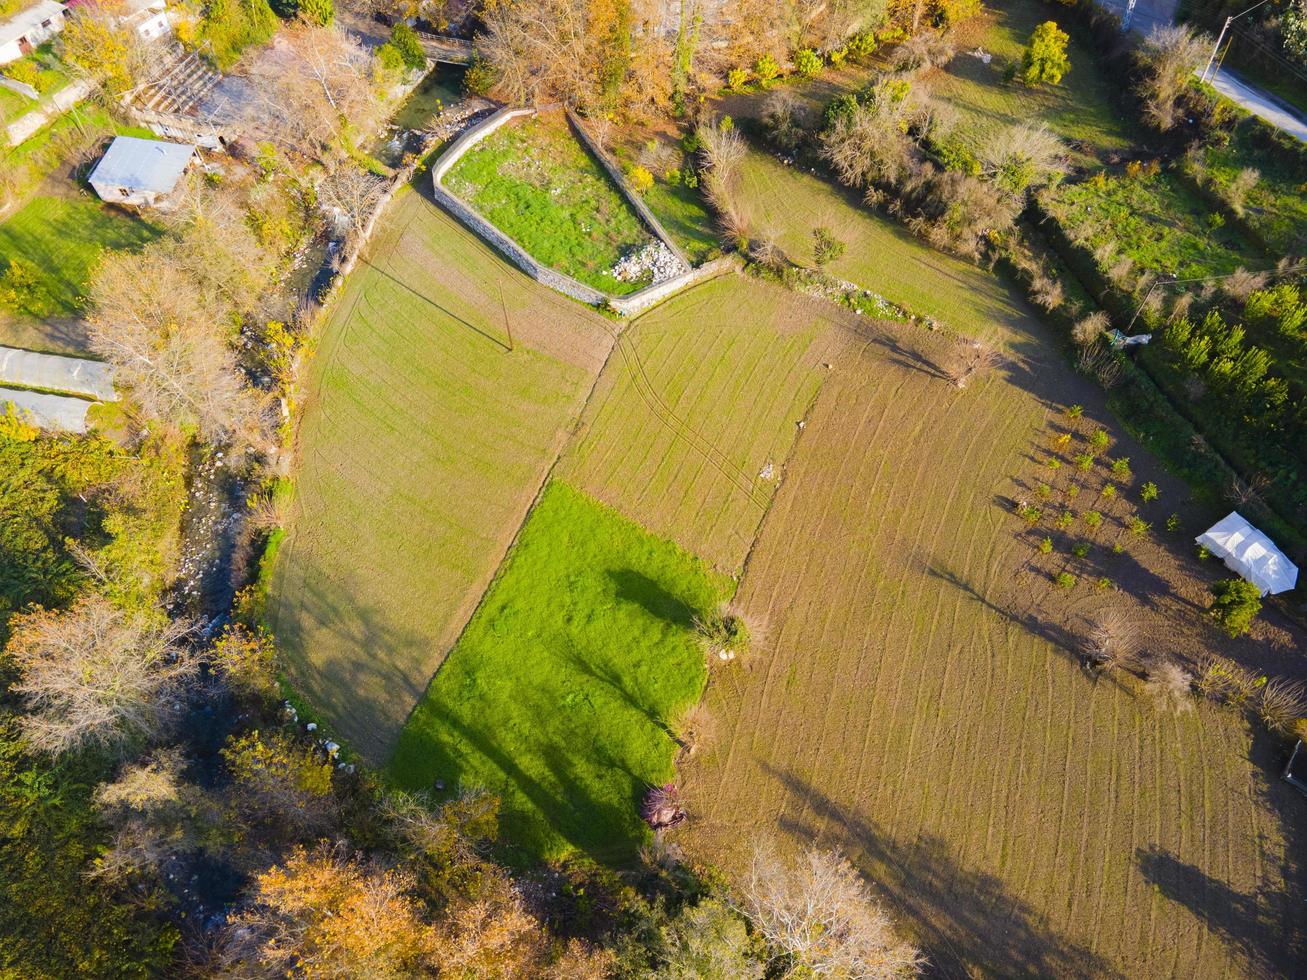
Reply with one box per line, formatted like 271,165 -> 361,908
428,105 -> 730,314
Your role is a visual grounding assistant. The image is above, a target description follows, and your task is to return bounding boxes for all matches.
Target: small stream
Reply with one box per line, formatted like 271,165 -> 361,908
170,65 -> 473,626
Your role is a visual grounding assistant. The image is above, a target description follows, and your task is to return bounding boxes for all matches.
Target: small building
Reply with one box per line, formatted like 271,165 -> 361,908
64,0 -> 170,41
1195,511 -> 1299,596
88,135 -> 196,207
0,0 -> 67,66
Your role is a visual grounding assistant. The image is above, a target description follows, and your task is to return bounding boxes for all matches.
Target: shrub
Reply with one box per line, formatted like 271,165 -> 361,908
626,164 -> 654,194
2,58 -> 39,89
1018,504 -> 1042,525
763,89 -> 804,150
754,53 -> 781,84
812,227 -> 846,268
1196,655 -> 1258,705
694,607 -> 751,660
1128,516 -> 1151,537
463,54 -> 496,95
847,31 -> 877,62
1036,482 -> 1052,499
1084,510 -> 1103,529
1055,571 -> 1076,589
1166,513 -> 1180,532
828,46 -> 848,68
298,0 -> 332,24
1072,542 -> 1090,558
1146,658 -> 1194,711
390,23 -> 426,71
795,48 -> 822,77
1055,510 -> 1073,529
1140,481 -> 1159,502
1038,537 -> 1053,554
727,66 -> 749,90
1209,577 -> 1262,637
376,41 -> 404,76
1020,21 -> 1070,86
1257,678 -> 1307,734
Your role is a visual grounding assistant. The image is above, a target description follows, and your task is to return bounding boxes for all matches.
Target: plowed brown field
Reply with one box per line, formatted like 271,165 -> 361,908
681,319 -> 1306,977
560,274 -> 843,573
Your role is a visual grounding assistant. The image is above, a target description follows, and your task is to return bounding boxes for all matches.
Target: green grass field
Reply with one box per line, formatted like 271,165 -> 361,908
737,149 -> 1042,342
560,272 -> 841,573
1047,170 -> 1267,279
391,481 -> 729,863
270,188 -> 613,761
445,112 -> 654,294
924,0 -> 1139,164
642,178 -> 719,264
0,195 -> 159,320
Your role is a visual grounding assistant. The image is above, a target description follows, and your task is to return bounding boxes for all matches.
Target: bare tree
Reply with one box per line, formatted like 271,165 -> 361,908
1137,25 -> 1211,130
317,163 -> 386,248
1144,658 -> 1194,712
1226,473 -> 1270,506
741,840 -> 923,977
88,249 -> 272,446
476,0 -> 604,109
1221,267 -> 1270,302
244,22 -> 382,163
1226,166 -> 1259,214
1085,610 -> 1140,674
697,120 -> 751,241
819,84 -> 920,190
1072,310 -> 1110,347
762,89 -> 806,150
5,598 -> 196,756
943,337 -> 1000,389
982,122 -> 1067,195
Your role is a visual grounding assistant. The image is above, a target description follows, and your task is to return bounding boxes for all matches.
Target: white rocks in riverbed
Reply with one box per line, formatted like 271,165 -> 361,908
611,240 -> 687,285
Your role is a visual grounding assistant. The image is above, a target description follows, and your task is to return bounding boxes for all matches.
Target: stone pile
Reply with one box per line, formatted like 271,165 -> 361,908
612,240 -> 688,285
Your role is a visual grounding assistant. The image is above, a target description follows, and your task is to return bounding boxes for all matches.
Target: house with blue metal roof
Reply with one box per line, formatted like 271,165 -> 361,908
88,135 -> 196,207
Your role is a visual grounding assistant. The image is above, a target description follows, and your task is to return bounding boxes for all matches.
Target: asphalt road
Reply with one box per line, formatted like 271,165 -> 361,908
1092,0 -> 1307,144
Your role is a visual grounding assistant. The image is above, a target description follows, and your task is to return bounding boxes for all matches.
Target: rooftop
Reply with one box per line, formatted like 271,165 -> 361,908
0,0 -> 66,47
88,135 -> 196,195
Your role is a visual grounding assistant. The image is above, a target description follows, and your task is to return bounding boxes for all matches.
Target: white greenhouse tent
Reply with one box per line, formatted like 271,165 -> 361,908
1195,512 -> 1299,596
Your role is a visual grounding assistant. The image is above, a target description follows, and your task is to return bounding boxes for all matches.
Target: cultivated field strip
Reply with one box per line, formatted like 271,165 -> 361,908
681,326 -> 1303,977
271,189 -> 613,761
560,274 -> 845,573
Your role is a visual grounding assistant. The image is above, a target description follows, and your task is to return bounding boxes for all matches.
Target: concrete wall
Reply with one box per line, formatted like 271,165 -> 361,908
430,106 -> 612,307
4,79 -> 91,147
0,388 -> 92,433
0,75 -> 38,100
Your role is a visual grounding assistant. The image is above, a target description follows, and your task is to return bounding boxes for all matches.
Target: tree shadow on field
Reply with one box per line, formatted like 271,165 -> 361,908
557,644 -> 670,736
926,562 -> 1088,667
1135,844 -> 1302,976
864,331 -> 951,382
271,564 -> 431,763
760,762 -> 1118,979
607,568 -> 698,629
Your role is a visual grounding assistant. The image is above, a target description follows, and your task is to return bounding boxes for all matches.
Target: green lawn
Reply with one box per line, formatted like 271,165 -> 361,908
444,112 -> 654,295
390,481 -> 730,864
925,0 -> 1139,164
642,178 -> 719,265
1046,170 -> 1266,279
0,195 -> 160,319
